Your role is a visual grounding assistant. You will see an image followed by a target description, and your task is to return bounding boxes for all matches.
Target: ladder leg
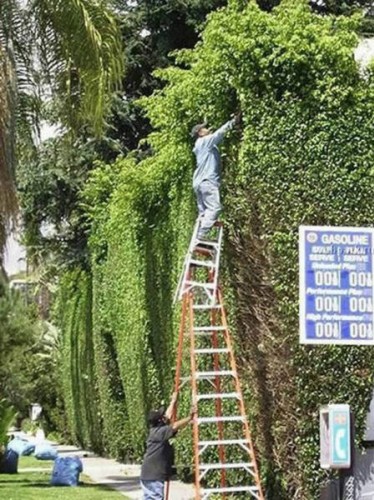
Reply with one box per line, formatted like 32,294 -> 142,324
211,305 -> 227,495
172,292 -> 189,419
189,293 -> 202,500
218,288 -> 265,500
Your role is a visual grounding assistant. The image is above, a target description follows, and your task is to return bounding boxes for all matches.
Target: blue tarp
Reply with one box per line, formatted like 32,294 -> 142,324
7,437 -> 35,456
34,443 -> 58,461
50,456 -> 83,486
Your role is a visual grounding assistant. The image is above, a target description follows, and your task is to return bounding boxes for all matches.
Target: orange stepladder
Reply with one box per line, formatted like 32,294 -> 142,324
168,220 -> 265,500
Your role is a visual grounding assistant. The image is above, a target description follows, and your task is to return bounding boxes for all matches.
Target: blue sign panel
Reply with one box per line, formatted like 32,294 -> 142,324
300,226 -> 374,345
329,404 -> 351,468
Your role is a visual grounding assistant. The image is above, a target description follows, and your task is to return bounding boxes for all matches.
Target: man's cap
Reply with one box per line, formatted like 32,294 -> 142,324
190,123 -> 207,139
148,406 -> 166,425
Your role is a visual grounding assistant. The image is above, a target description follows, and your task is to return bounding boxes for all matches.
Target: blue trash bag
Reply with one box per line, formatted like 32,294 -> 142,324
0,449 -> 19,474
34,443 -> 58,461
50,456 -> 83,486
7,437 -> 35,456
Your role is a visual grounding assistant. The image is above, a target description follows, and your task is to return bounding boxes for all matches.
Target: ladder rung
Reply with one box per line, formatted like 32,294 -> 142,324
197,393 -> 239,401
193,305 -> 221,310
195,239 -> 219,247
199,462 -> 254,470
194,326 -> 226,331
194,348 -> 229,354
199,438 -> 248,446
181,375 -> 217,383
185,280 -> 215,289
197,416 -> 245,423
195,370 -> 235,378
190,259 -> 216,268
202,486 -> 259,494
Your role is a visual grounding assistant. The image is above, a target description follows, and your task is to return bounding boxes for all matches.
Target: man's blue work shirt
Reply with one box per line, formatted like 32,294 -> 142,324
192,119 -> 235,191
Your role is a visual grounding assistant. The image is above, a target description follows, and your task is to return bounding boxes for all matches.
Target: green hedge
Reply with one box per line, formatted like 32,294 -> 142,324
57,270 -> 102,452
57,1 -> 374,497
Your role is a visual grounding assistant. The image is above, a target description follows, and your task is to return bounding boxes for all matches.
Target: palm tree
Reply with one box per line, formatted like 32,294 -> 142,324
0,0 -> 123,255
0,52 -> 17,251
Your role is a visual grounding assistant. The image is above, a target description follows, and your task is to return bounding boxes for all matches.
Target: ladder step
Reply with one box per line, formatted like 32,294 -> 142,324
200,462 -> 254,471
194,348 -> 229,354
181,375 -> 217,383
199,439 -> 249,446
185,281 -> 215,289
202,486 -> 259,494
197,416 -> 245,424
193,305 -> 221,310
197,393 -> 239,401
194,239 -> 219,247
194,326 -> 226,331
195,370 -> 235,378
190,259 -> 216,268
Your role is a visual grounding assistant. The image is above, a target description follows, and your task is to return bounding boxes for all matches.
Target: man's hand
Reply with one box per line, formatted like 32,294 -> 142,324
190,405 -> 197,421
165,391 -> 179,420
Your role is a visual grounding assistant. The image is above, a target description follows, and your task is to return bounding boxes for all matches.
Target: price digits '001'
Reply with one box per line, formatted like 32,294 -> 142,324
315,296 -> 340,312
349,297 -> 373,313
315,271 -> 340,287
349,272 -> 372,287
315,322 -> 340,338
350,323 -> 373,339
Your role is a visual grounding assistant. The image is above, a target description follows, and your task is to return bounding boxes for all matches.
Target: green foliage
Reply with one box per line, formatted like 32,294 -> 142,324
0,399 -> 16,453
56,269 -> 103,452
17,134 -> 96,267
0,277 -> 39,414
0,276 -> 62,433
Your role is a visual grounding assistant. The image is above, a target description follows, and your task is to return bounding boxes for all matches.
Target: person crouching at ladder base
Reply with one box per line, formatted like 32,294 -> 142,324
191,113 -> 241,240
140,392 -> 196,499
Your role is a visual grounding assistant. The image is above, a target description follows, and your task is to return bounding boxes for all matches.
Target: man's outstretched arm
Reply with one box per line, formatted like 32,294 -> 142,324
206,113 -> 241,147
165,391 -> 178,420
171,407 -> 196,431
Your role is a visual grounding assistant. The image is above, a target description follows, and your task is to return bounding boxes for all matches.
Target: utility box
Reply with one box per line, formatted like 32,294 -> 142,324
320,404 -> 351,469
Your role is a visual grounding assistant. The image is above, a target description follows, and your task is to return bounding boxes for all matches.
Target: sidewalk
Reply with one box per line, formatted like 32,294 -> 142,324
56,444 -> 195,499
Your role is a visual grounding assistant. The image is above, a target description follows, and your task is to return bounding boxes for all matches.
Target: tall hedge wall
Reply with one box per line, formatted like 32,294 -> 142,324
58,1 -> 374,497
57,270 -> 102,452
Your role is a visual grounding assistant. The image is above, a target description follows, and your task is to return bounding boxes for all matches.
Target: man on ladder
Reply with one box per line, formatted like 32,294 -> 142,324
190,113 -> 241,241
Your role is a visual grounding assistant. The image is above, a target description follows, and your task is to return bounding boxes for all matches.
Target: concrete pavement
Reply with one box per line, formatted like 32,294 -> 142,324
56,444 -> 195,499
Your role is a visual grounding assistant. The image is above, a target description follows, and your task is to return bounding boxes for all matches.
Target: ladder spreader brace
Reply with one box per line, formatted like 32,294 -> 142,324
168,220 -> 264,500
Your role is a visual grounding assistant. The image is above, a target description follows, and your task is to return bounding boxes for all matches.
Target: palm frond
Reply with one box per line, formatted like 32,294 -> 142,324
31,0 -> 124,135
0,399 -> 16,447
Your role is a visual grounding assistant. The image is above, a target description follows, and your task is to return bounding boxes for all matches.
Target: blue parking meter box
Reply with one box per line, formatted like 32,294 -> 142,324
320,404 -> 351,469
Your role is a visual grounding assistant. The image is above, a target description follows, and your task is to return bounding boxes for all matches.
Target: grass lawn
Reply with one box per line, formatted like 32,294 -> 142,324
0,456 -> 128,499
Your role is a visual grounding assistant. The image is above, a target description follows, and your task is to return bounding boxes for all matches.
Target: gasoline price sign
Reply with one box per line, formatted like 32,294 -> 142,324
299,226 -> 374,345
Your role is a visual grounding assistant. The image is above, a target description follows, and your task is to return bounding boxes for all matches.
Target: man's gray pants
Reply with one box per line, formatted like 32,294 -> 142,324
194,179 -> 222,238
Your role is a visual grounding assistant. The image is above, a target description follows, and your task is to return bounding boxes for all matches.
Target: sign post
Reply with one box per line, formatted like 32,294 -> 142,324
300,226 -> 374,345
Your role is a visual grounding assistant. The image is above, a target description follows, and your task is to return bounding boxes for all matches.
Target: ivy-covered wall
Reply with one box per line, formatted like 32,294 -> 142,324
58,1 -> 374,497
57,270 -> 102,452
